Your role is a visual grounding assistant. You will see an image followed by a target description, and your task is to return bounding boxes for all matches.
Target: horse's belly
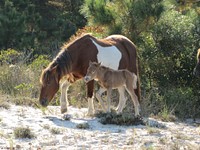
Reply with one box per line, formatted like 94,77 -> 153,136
91,40 -> 122,70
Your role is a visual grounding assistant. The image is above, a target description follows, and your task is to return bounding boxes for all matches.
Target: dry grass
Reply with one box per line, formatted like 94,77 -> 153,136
14,127 -> 35,139
50,127 -> 62,134
76,122 -> 90,129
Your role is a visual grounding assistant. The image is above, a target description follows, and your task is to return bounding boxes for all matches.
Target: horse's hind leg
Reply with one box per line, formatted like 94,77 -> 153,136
116,86 -> 126,113
125,84 -> 140,117
60,80 -> 71,114
96,87 -> 107,112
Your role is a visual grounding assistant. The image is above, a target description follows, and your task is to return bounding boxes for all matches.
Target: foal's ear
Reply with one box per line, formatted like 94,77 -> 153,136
97,62 -> 101,67
89,60 -> 93,65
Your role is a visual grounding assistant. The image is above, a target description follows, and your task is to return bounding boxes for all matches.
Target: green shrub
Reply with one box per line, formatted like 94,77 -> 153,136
28,55 -> 50,72
95,111 -> 144,126
14,127 -> 35,139
0,49 -> 22,64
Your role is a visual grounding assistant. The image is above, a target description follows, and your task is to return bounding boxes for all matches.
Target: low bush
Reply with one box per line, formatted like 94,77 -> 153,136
14,127 -> 35,139
95,110 -> 144,126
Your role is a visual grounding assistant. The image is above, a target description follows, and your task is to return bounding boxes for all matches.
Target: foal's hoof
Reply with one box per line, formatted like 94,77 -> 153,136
61,108 -> 67,114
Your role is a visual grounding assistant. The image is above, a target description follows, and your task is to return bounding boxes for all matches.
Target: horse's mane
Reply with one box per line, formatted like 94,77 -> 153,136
61,33 -> 94,50
40,49 -> 72,85
40,34 -> 97,85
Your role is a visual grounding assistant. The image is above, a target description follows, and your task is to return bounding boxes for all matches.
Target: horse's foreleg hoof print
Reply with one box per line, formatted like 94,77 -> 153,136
61,108 -> 68,114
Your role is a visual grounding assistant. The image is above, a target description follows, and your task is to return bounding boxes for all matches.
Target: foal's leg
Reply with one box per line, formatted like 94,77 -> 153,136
106,88 -> 112,112
116,86 -> 126,113
125,84 -> 140,117
96,87 -> 107,112
60,80 -> 71,114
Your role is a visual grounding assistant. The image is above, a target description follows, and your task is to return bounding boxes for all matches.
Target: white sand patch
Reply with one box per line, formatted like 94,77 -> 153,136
0,104 -> 199,150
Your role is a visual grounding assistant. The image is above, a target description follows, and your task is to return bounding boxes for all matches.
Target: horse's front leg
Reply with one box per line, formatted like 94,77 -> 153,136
96,87 -> 107,112
60,80 -> 71,114
86,80 -> 95,116
106,88 -> 112,112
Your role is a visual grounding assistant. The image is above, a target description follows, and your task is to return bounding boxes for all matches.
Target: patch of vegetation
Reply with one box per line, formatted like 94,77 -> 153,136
12,97 -> 39,107
42,124 -> 50,130
76,122 -> 90,129
50,127 -> 62,134
0,99 -> 10,109
95,111 -> 144,126
14,127 -> 35,139
147,127 -> 160,135
0,131 -> 14,149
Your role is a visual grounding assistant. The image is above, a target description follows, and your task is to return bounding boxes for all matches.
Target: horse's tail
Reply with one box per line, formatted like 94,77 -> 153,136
122,38 -> 141,101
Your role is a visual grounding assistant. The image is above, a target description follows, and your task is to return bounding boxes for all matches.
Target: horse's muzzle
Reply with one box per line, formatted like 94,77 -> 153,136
40,99 -> 48,107
84,76 -> 91,83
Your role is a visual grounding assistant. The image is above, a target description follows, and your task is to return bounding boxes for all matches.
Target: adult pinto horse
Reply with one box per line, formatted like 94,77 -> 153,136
194,48 -> 200,76
39,34 -> 140,115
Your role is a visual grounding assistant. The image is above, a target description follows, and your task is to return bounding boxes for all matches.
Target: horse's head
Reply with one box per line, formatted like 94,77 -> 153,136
84,61 -> 101,83
194,49 -> 200,77
39,65 -> 60,107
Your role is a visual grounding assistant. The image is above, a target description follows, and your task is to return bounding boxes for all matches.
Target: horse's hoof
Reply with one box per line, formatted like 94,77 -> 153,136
62,114 -> 71,120
135,115 -> 142,120
86,110 -> 95,116
61,108 -> 67,114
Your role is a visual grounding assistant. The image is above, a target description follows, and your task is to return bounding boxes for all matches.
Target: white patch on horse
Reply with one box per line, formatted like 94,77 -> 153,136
91,39 -> 122,70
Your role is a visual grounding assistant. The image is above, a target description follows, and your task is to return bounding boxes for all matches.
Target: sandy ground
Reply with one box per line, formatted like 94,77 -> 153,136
0,104 -> 200,150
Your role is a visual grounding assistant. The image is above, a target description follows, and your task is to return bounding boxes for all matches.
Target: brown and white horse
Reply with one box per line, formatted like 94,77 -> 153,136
39,34 -> 140,115
194,48 -> 200,77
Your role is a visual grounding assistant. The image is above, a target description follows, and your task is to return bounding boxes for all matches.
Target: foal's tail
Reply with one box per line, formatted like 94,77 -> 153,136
132,73 -> 137,89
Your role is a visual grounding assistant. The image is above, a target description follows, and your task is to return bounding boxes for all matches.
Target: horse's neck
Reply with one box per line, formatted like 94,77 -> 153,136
96,67 -> 108,81
55,50 -> 72,79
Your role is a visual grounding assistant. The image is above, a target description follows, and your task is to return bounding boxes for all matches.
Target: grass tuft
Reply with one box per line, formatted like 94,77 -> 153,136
76,122 -> 90,129
50,127 -> 62,134
14,127 -> 35,139
95,110 -> 144,126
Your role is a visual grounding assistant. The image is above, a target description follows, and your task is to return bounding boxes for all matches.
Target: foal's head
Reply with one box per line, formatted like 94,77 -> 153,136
194,49 -> 200,77
84,61 -> 101,83
39,65 -> 60,107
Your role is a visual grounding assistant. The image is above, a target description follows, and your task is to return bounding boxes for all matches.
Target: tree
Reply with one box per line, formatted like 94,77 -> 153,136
0,0 -> 86,54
